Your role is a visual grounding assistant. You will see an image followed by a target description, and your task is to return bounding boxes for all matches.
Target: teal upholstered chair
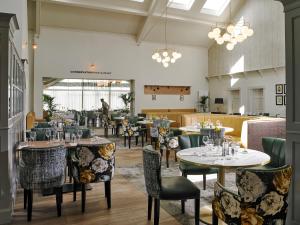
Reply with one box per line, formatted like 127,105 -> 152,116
212,165 -> 292,225
262,137 -> 285,168
64,126 -> 91,139
178,134 -> 218,190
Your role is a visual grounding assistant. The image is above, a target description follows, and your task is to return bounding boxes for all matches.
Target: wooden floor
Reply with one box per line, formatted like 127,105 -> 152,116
11,150 -> 181,225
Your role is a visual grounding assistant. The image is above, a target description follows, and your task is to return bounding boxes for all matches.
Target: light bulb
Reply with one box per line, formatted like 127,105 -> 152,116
163,51 -> 168,57
213,27 -> 221,35
163,63 -> 169,68
216,37 -> 224,45
157,57 -> 162,63
152,53 -> 159,60
227,24 -> 235,34
171,58 -> 176,63
177,53 -> 182,58
172,52 -> 177,58
165,56 -> 170,62
241,25 -> 249,35
230,38 -> 237,45
247,28 -> 254,36
223,33 -> 231,42
236,34 -> 245,42
208,31 -> 215,39
226,43 -> 234,51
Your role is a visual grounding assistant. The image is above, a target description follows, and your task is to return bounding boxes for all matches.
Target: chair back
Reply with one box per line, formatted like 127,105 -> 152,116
143,145 -> 161,198
178,134 -> 204,149
35,122 -> 51,128
73,143 -> 116,184
31,128 -> 55,141
19,145 -> 66,190
262,137 -> 285,168
26,112 -> 36,130
236,165 -> 292,223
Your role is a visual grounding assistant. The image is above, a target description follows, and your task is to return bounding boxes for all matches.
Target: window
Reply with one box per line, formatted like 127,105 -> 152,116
201,0 -> 230,16
248,88 -> 264,115
168,0 -> 195,11
43,79 -> 131,111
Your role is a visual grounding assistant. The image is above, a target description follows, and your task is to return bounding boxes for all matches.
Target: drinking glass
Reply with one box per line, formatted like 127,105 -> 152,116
30,132 -> 36,142
202,136 -> 209,146
45,129 -> 51,142
77,130 -> 83,141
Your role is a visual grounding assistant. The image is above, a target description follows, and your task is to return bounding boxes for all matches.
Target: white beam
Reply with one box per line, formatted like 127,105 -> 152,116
136,0 -> 159,45
36,0 -> 41,37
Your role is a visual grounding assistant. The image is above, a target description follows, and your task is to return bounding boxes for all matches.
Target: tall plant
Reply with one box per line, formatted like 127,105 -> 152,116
119,92 -> 134,114
43,94 -> 57,121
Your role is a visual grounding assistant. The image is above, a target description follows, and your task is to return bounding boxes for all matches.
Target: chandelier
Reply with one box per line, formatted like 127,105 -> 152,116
208,2 -> 253,51
151,0 -> 182,68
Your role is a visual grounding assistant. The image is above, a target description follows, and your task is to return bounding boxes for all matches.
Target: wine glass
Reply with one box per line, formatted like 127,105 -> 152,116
202,136 -> 209,146
77,130 -> 83,141
30,131 -> 36,142
45,129 -> 51,142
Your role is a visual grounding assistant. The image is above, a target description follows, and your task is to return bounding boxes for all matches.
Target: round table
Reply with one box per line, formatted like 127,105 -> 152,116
179,126 -> 234,134
176,147 -> 270,185
137,119 -> 176,125
177,147 -> 270,225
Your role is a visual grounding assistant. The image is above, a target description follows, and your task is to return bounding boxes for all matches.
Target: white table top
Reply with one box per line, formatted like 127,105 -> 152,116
137,119 -> 176,125
176,147 -> 270,168
179,126 -> 234,133
113,116 -> 125,120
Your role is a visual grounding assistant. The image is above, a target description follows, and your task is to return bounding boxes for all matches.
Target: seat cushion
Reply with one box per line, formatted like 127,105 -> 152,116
179,162 -> 218,175
160,176 -> 200,200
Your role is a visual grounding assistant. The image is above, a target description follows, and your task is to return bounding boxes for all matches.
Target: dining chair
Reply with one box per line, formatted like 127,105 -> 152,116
64,126 -> 91,139
178,134 -> 218,190
30,127 -> 55,141
71,142 -> 116,212
121,119 -> 141,149
261,137 -> 285,168
19,145 -> 66,221
143,145 -> 200,225
212,165 -> 292,225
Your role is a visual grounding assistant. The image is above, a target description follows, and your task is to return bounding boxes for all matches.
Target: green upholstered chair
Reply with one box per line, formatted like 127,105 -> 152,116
178,134 -> 218,190
143,145 -> 200,225
64,127 -> 91,139
212,165 -> 292,225
261,137 -> 286,168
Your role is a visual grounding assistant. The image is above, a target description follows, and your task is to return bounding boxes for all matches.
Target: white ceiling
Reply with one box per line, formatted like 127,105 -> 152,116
30,0 -> 245,47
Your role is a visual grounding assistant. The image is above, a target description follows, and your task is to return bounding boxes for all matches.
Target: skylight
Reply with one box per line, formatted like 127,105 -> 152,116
201,0 -> 230,16
168,0 -> 195,11
130,0 -> 144,3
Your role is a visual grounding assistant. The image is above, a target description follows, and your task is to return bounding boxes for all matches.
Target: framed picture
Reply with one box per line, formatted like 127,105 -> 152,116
284,84 -> 286,94
276,84 -> 283,94
276,95 -> 283,105
284,95 -> 286,105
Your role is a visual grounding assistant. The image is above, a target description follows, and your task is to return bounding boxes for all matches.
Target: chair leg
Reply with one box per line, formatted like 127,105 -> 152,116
73,181 -> 77,202
27,189 -> 33,222
154,199 -> 160,225
181,200 -> 185,214
124,136 -> 126,147
135,136 -> 138,145
203,174 -> 206,190
142,134 -> 144,147
195,198 -> 200,225
148,195 -> 152,220
166,149 -> 170,168
212,208 -> 219,225
105,181 -> 111,209
81,183 -> 86,213
24,189 -> 28,209
182,172 -> 187,178
128,137 -> 131,149
55,187 -> 62,217
175,151 -> 177,162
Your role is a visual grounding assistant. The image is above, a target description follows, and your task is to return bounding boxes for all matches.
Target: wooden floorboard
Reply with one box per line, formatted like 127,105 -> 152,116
11,149 -> 181,225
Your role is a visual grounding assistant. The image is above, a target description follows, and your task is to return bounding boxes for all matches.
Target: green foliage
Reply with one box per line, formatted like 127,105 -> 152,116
200,96 -> 209,105
43,94 -> 57,121
119,92 -> 134,108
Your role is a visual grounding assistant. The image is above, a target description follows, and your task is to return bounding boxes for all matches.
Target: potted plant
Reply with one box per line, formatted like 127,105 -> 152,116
199,96 -> 209,112
43,94 -> 57,121
119,92 -> 134,115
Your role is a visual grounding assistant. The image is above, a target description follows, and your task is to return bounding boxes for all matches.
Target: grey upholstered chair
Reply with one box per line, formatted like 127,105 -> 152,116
143,145 -> 200,225
19,145 -> 66,221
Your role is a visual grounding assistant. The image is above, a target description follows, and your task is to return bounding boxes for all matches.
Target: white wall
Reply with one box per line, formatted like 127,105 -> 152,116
208,67 -> 286,117
207,0 -> 286,116
33,27 -> 208,117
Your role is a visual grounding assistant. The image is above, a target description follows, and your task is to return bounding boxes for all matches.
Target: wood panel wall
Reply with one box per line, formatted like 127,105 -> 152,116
144,85 -> 191,95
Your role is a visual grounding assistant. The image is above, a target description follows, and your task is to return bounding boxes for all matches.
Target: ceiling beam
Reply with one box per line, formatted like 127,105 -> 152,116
136,0 -> 159,46
41,0 -> 148,16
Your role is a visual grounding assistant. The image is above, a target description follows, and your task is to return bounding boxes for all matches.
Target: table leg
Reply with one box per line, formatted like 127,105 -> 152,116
217,167 -> 225,186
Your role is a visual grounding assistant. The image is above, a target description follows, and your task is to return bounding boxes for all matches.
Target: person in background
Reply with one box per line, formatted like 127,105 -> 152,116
101,98 -> 110,134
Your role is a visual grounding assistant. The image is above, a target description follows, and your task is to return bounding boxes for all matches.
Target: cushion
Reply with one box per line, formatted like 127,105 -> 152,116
179,162 -> 218,175
160,176 -> 200,200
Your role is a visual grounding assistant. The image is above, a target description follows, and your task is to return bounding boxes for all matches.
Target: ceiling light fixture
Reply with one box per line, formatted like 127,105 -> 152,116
207,2 -> 254,51
152,0 -> 182,68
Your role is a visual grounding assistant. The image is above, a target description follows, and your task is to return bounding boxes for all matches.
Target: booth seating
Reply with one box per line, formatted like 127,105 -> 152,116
26,112 -> 46,130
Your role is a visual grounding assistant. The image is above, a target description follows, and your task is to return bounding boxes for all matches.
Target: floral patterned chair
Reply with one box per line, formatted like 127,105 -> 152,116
121,119 -> 141,149
212,165 -> 292,225
71,142 -> 116,212
19,145 -> 66,221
